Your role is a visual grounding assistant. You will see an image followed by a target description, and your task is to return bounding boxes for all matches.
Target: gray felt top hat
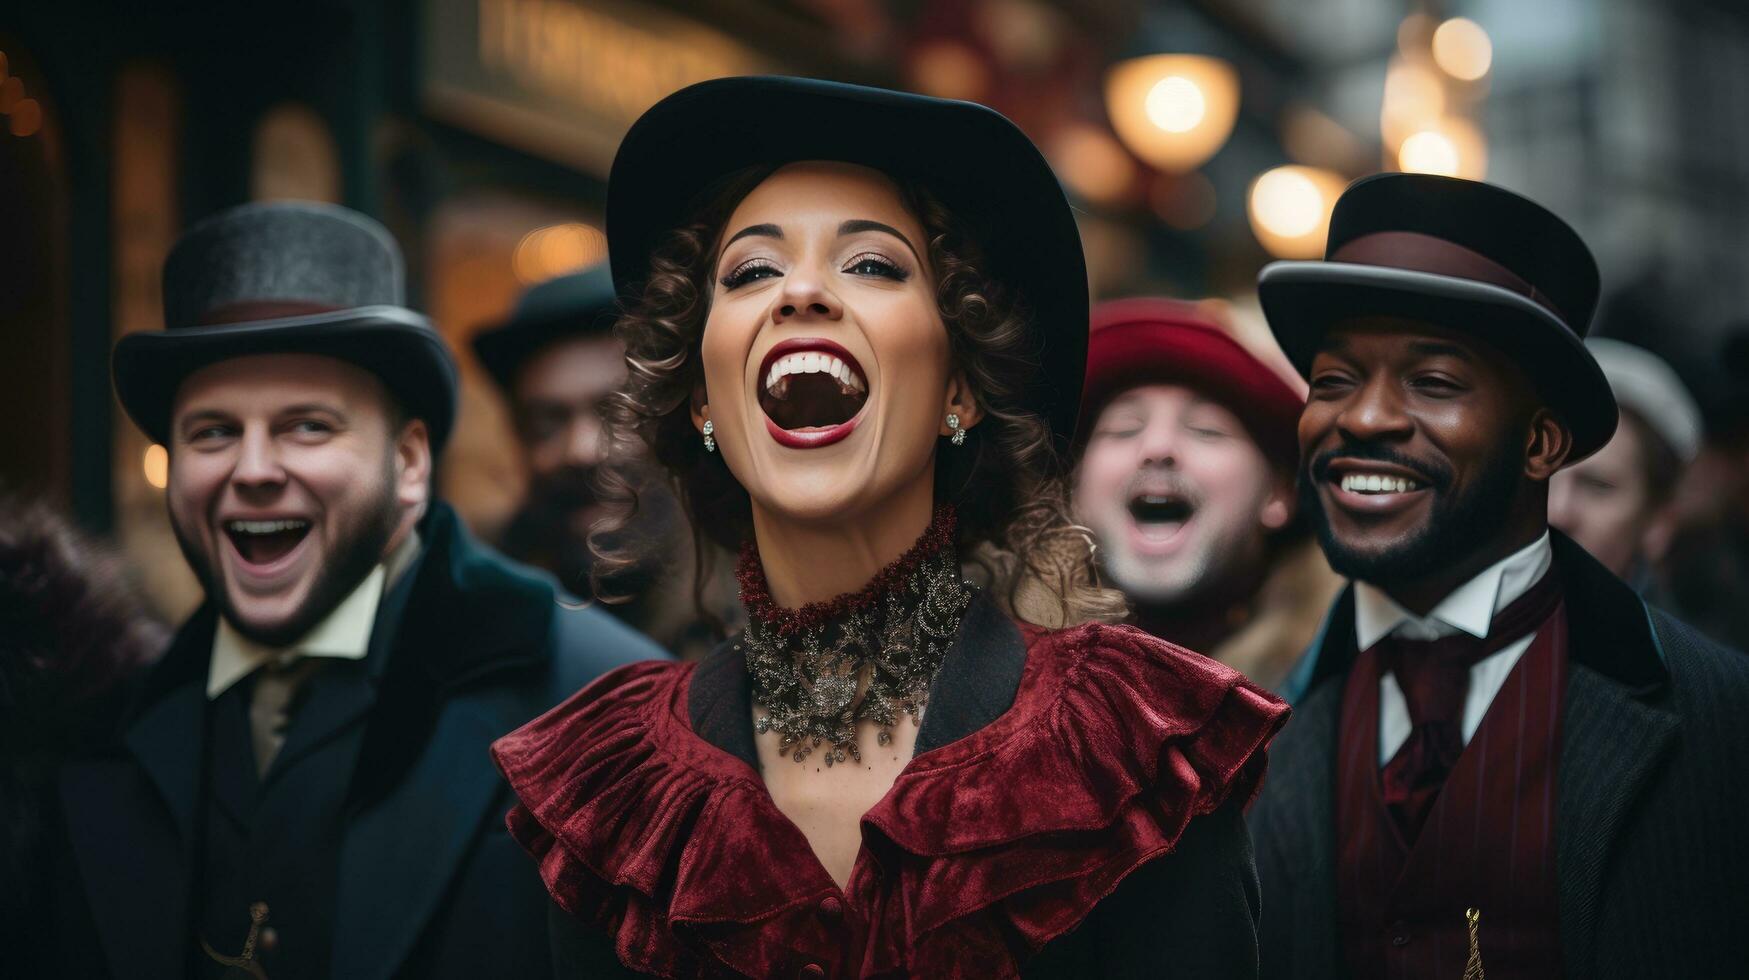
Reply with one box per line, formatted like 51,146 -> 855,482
112,201 -> 458,449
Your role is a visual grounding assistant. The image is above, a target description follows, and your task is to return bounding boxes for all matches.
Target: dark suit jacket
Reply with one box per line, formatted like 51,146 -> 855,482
49,502 -> 665,980
1249,532 -> 1749,979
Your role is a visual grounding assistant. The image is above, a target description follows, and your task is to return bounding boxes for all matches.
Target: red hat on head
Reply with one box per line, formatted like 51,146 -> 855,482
1075,298 -> 1305,465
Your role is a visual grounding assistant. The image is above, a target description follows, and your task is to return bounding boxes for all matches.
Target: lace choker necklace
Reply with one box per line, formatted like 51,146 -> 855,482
735,507 -> 974,767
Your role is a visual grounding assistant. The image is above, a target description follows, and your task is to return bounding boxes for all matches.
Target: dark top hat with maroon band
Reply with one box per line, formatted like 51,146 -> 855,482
113,201 -> 458,450
1258,172 -> 1617,459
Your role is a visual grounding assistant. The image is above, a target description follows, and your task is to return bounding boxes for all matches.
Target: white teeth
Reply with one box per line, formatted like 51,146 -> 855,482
226,519 -> 310,535
762,351 -> 867,394
1339,473 -> 1421,494
1141,495 -> 1170,505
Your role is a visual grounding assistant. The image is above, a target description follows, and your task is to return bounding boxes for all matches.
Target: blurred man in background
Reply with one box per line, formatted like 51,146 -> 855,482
473,263 -> 731,656
472,264 -> 624,586
1550,337 -> 1702,585
1072,298 -> 1340,691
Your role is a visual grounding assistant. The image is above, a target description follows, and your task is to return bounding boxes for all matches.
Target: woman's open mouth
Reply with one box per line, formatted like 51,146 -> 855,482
757,338 -> 870,449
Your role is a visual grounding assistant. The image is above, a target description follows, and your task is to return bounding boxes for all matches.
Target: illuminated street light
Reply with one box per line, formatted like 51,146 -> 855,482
1248,165 -> 1347,259
1398,118 -> 1487,179
1105,54 -> 1239,173
1432,18 -> 1493,81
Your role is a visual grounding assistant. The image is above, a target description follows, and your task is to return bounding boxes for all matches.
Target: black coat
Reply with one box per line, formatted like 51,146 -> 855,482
47,502 -> 666,980
549,593 -> 1265,979
1248,532 -> 1749,979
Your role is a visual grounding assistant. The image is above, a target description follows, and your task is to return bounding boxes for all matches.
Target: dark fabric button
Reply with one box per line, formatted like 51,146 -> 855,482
799,964 -> 826,979
817,896 -> 844,925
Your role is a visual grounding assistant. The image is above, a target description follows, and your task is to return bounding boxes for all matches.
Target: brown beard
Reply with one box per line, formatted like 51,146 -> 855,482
170,455 -> 402,648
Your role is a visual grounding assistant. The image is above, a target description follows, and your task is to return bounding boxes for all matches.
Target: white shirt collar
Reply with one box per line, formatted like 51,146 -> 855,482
206,530 -> 422,700
1353,531 -> 1553,651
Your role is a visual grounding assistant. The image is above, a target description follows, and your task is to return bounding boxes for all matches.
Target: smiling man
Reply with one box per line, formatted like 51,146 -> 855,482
1245,174 -> 1749,980
53,202 -> 661,980
1072,299 -> 1340,690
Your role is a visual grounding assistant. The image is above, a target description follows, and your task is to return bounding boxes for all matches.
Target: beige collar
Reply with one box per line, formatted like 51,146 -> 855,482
206,530 -> 422,700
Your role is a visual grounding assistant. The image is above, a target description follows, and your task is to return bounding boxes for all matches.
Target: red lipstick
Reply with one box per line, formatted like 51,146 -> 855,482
757,337 -> 868,450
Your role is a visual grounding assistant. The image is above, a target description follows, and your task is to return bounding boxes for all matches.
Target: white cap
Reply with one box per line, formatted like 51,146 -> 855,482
1586,338 -> 1703,463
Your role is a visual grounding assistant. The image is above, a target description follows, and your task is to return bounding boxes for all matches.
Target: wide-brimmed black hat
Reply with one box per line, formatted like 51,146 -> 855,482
471,262 -> 618,395
606,75 -> 1088,444
1258,172 -> 1616,459
113,201 -> 458,449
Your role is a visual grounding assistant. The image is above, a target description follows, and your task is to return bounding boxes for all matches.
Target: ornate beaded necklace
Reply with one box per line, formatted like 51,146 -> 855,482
736,507 -> 974,768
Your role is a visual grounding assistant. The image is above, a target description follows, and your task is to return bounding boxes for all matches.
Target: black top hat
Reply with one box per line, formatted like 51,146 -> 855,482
606,75 -> 1088,444
113,201 -> 458,449
1258,173 -> 1617,459
471,263 -> 618,395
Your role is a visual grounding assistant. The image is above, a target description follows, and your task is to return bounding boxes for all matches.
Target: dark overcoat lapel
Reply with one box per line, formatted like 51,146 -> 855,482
330,504 -> 554,980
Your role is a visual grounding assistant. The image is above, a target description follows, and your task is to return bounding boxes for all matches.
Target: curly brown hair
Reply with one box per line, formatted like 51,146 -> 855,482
591,165 -> 1126,630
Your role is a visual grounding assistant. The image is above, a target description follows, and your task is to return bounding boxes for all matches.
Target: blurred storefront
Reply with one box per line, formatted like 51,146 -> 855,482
5,0 -> 1748,619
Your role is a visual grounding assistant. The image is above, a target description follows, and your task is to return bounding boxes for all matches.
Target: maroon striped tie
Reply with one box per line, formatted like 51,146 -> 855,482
1376,571 -> 1563,841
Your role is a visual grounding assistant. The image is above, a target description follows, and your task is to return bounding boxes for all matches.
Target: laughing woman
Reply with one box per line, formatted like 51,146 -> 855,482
492,77 -> 1288,979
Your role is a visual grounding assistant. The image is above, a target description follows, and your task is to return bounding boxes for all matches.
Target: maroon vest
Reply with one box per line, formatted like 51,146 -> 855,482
1336,606 -> 1569,979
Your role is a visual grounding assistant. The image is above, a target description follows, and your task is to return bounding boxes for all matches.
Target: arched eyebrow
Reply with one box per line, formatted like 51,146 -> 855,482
724,223 -> 783,248
838,219 -> 921,262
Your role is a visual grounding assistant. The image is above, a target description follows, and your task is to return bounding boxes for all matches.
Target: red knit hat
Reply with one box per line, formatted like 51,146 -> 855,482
1075,298 -> 1305,465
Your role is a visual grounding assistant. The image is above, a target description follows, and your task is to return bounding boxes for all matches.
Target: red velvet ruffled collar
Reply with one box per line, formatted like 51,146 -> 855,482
493,617 -> 1288,978
735,506 -> 958,638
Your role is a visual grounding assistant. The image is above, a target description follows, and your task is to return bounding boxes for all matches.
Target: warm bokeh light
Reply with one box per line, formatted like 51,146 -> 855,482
1248,165 -> 1347,259
1398,118 -> 1487,179
1381,57 -> 1446,146
1051,123 -> 1136,205
1433,18 -> 1493,81
0,75 -> 22,114
143,444 -> 169,490
1399,131 -> 1458,175
513,222 -> 607,284
1144,76 -> 1206,133
908,40 -> 990,102
1105,54 -> 1240,173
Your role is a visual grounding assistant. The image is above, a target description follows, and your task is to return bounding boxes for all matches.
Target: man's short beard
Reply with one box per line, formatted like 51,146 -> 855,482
171,457 -> 402,648
1300,444 -> 1523,586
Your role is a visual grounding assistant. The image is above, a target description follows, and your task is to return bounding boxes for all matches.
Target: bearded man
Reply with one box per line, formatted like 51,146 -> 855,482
1247,174 -> 1749,980
51,202 -> 662,980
